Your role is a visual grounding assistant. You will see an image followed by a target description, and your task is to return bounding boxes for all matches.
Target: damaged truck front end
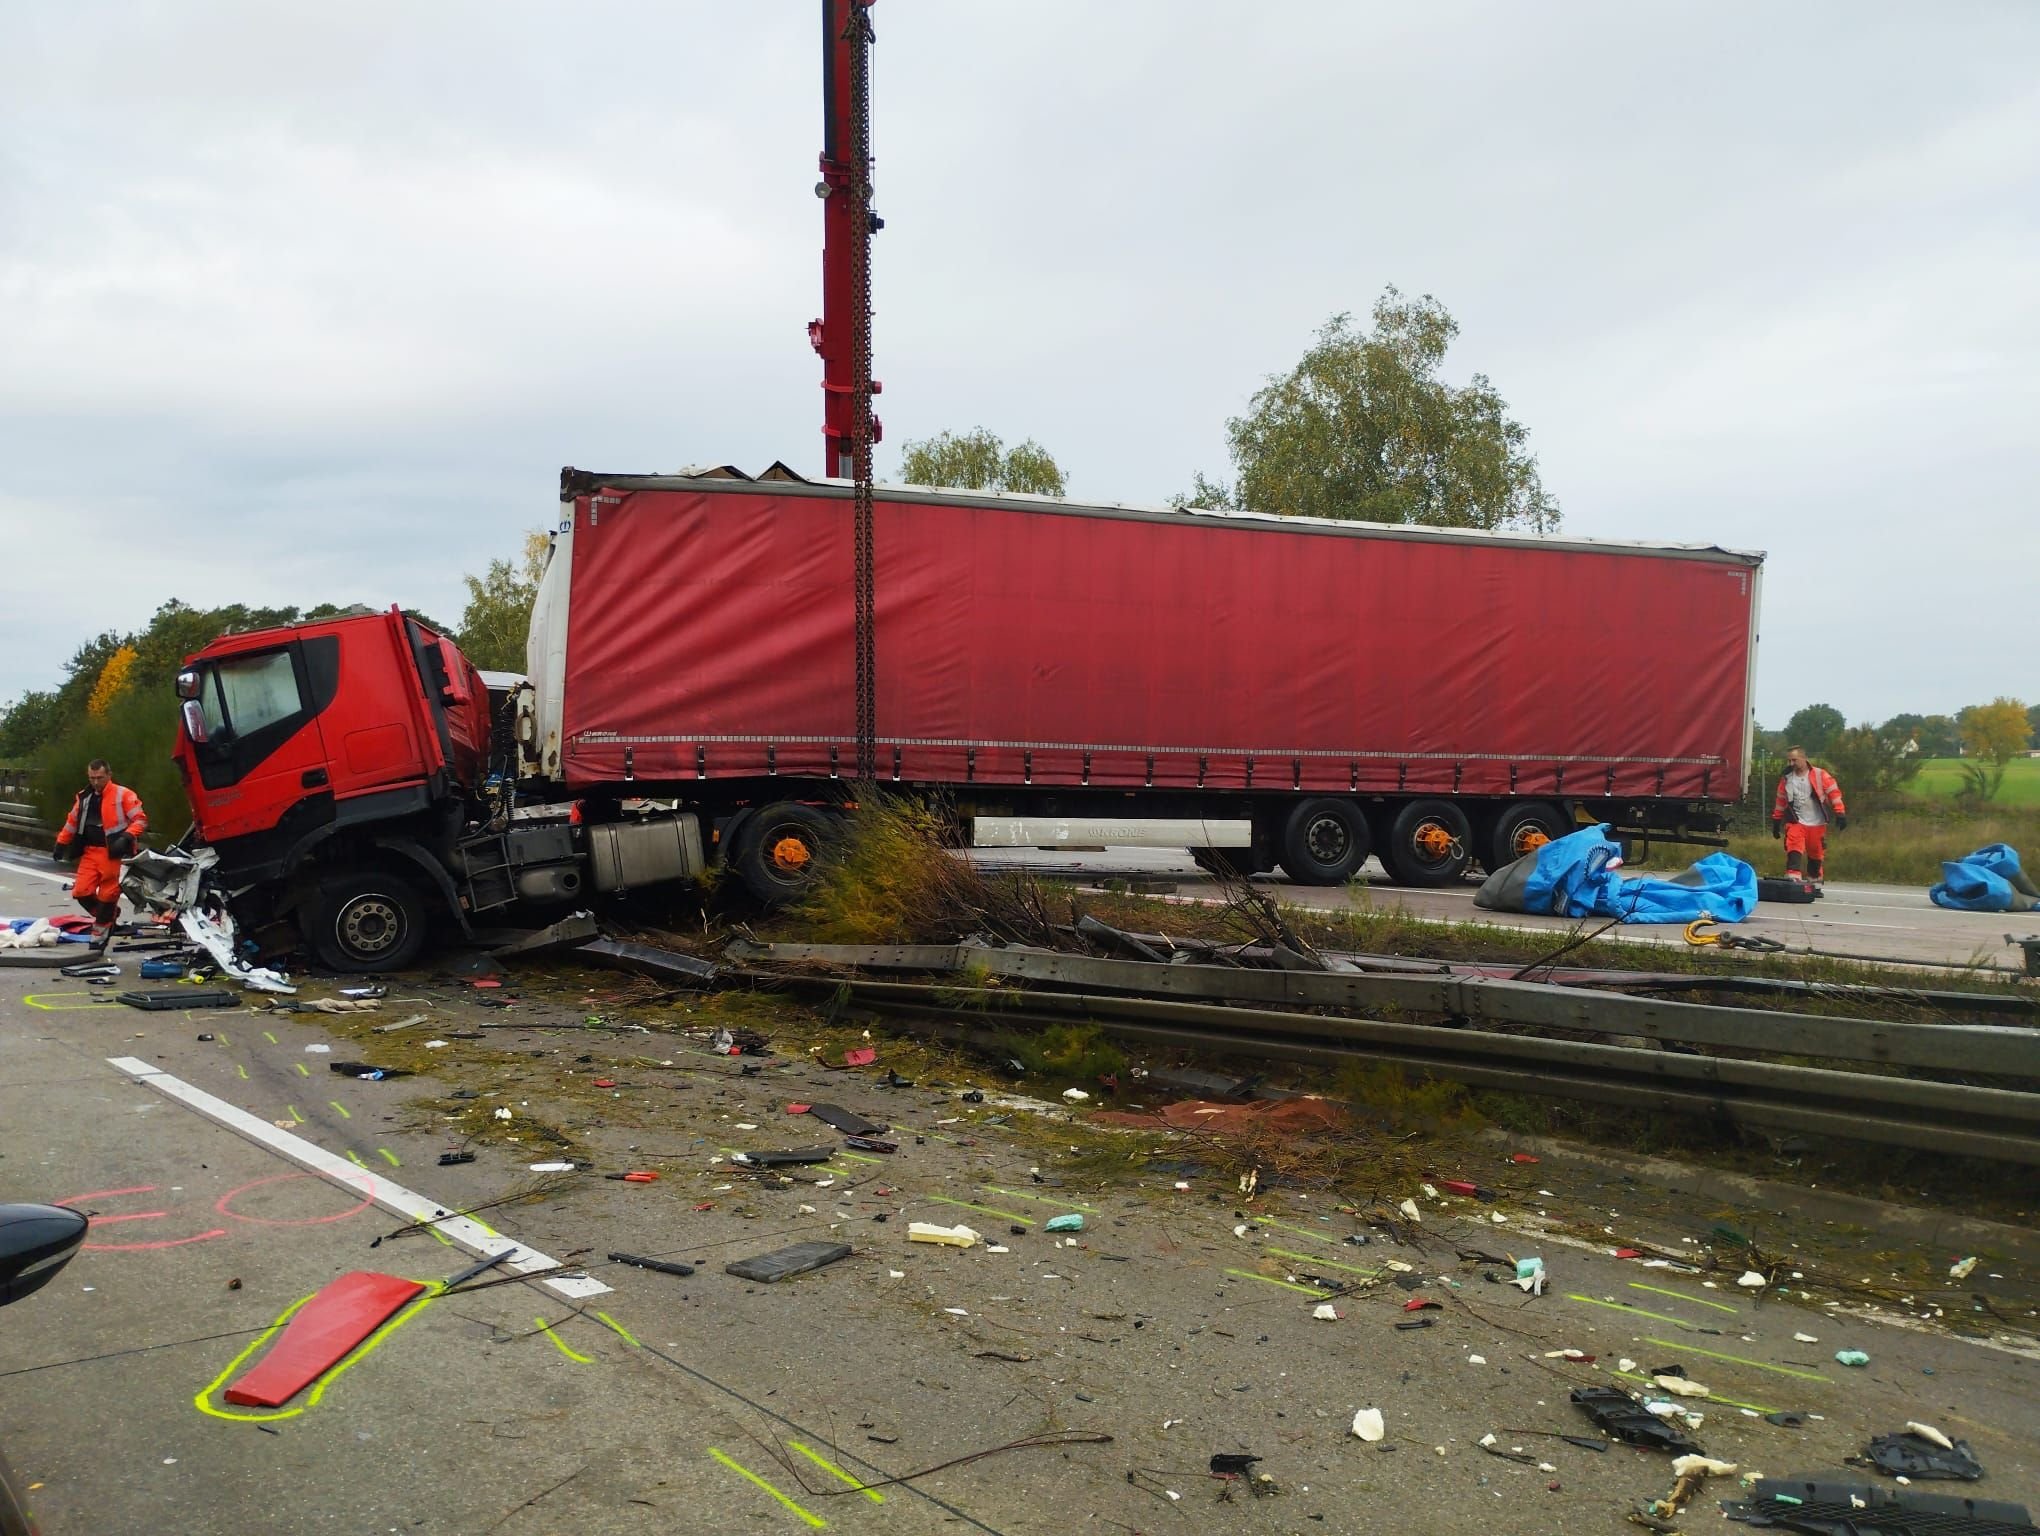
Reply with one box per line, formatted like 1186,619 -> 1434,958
169,607 -> 705,973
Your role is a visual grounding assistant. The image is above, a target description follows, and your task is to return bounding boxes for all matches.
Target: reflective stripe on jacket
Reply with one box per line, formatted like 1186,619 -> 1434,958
57,782 -> 148,847
1772,765 -> 1845,823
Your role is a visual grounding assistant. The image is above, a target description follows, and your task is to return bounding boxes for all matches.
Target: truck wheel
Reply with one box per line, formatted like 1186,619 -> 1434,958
1189,845 -> 1267,879
1489,802 -> 1570,873
311,871 -> 429,973
1277,799 -> 1372,885
1380,800 -> 1474,887
732,803 -> 837,906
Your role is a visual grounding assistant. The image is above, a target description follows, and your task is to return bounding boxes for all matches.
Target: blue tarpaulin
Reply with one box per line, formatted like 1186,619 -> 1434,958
1929,844 -> 2040,913
1476,823 -> 1758,924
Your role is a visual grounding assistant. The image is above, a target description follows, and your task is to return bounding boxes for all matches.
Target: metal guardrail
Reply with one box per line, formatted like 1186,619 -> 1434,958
729,939 -> 2040,1166
0,797 -> 49,850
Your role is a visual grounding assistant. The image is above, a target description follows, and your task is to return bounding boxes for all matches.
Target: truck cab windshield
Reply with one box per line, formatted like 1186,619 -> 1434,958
198,650 -> 302,742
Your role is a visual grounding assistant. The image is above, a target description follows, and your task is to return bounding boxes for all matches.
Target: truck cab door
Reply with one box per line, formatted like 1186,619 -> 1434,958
184,637 -> 340,853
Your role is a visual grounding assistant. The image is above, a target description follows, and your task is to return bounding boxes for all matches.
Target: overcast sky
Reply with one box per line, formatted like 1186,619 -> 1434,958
2,2 -> 2034,728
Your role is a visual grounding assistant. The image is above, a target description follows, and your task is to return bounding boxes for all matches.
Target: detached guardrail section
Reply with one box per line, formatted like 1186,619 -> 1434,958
729,940 -> 2040,1165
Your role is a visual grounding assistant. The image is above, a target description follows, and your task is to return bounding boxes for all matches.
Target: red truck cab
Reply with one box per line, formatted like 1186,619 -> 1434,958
174,608 -> 494,966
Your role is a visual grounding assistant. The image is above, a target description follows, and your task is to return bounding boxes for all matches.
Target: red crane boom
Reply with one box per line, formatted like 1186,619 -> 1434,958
813,0 -> 880,479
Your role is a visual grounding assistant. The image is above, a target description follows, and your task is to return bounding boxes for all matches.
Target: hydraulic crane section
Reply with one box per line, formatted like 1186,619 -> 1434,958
813,0 -> 881,478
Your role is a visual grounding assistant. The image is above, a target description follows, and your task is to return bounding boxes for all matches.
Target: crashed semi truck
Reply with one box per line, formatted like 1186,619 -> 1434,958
167,466 -> 1763,971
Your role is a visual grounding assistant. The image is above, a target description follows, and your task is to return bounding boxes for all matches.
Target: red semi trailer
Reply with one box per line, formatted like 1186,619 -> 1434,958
169,465 -> 1761,970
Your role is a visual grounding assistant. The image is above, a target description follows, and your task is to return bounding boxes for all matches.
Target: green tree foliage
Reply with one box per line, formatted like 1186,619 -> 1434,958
1782,703 -> 1845,754
456,532 -> 551,673
2028,701 -> 2040,751
897,428 -> 1068,496
1820,724 -> 1923,809
1189,287 -> 1559,531
1955,696 -> 2031,802
0,688 -> 63,760
1916,714 -> 1959,758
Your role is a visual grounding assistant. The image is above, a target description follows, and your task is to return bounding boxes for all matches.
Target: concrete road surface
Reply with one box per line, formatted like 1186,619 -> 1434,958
971,848 -> 2036,972
3,853 -> 2037,1536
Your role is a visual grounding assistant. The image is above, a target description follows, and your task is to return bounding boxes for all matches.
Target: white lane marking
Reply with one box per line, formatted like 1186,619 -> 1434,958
106,1056 -> 609,1299
0,857 -> 71,887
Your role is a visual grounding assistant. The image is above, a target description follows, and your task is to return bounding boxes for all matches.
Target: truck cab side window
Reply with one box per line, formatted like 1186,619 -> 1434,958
209,651 -> 303,740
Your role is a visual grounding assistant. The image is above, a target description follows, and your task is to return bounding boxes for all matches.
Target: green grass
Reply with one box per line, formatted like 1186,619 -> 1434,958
1716,804 -> 2040,887
1900,755 -> 2040,806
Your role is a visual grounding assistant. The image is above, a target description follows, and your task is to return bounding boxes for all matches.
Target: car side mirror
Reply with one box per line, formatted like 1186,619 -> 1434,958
0,1204 -> 88,1307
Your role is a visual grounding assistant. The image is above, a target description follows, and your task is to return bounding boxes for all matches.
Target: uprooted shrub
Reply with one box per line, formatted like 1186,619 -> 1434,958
788,788 -> 1059,946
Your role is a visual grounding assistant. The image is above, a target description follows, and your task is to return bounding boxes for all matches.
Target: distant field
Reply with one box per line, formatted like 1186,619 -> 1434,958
1900,756 -> 2040,806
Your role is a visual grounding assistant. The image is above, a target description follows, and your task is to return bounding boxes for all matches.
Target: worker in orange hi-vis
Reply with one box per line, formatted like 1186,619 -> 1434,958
1770,745 -> 1846,887
52,758 -> 147,943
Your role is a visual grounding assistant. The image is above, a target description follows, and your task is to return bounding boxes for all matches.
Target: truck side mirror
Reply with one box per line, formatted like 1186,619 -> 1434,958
182,698 -> 210,744
176,670 -> 202,700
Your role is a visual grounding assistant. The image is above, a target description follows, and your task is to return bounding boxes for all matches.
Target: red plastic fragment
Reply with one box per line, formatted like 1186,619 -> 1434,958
592,1079 -> 617,1088
1613,1248 -> 1643,1260
224,1271 -> 426,1407
472,978 -> 502,989
843,1047 -> 877,1068
1438,1179 -> 1480,1197
1510,1153 -> 1540,1164
786,1103 -> 811,1114
1402,1298 -> 1441,1312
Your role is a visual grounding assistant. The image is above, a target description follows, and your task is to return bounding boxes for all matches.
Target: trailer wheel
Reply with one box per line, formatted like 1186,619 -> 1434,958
310,870 -> 429,973
1380,800 -> 1474,887
732,802 -> 837,906
1488,802 -> 1570,873
1277,799 -> 1372,885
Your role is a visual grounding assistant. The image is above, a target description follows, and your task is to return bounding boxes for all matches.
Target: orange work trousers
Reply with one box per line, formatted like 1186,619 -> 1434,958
70,846 -> 124,906
1782,822 -> 1828,881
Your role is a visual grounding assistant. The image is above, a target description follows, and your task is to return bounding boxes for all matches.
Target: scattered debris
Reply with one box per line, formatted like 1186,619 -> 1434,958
1862,1430 -> 1985,1481
117,988 -> 240,1011
581,936 -> 720,984
1653,1374 -> 1711,1399
1514,1256 -> 1547,1295
224,1271 -> 426,1406
1351,1408 -> 1385,1442
1738,1270 -> 1769,1288
723,1241 -> 852,1283
1722,1479 -> 2037,1532
842,1135 -> 898,1154
1571,1388 -> 1703,1454
1312,1303 -> 1341,1321
1043,1214 -> 1085,1233
908,1222 -> 981,1248
731,1147 -> 835,1167
1834,1350 -> 1870,1368
1644,1455 -> 1743,1522
491,913 -> 600,959
608,1251 -> 696,1278
371,1013 -> 432,1034
807,1104 -> 885,1136
1062,1088 -> 1090,1102
1948,1256 -> 1979,1281
328,1060 -> 412,1080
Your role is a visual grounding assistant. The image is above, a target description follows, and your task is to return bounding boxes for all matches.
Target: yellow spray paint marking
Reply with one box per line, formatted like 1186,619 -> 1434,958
23,992 -> 120,1011
984,1186 -> 1102,1214
235,1064 -> 249,1080
1643,1337 -> 1828,1383
376,1148 -> 401,1168
1630,1281 -> 1740,1315
1613,1369 -> 1780,1416
834,1151 -> 884,1165
593,1311 -> 641,1347
214,1030 -> 231,1047
294,1062 -> 310,1077
262,1031 -> 278,1045
922,1194 -> 1031,1226
1265,1246 -> 1380,1279
286,1105 -> 305,1124
195,1281 -> 442,1423
327,1100 -> 351,1120
535,1317 -> 594,1364
1254,1216 -> 1349,1246
1223,1268 -> 1332,1298
1565,1293 -> 1699,1330
787,1439 -> 883,1503
707,1448 -> 827,1529
345,1150 -> 367,1169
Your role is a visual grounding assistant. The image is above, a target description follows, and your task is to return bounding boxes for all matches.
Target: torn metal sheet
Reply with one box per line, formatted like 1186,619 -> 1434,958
580,937 -> 720,984
180,907 -> 295,994
723,1241 -> 852,1283
806,1103 -> 886,1136
491,912 -> 601,959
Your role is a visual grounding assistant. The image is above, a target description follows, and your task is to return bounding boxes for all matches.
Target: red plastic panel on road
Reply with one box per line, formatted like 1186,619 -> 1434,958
224,1271 -> 427,1407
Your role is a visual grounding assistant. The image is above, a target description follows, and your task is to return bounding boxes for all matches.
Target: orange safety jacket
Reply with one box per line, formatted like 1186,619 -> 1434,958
1772,764 -> 1845,824
57,781 -> 148,849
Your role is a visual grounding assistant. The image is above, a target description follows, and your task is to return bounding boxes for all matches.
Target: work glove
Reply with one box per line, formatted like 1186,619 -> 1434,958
1770,819 -> 1782,840
51,841 -> 68,865
106,830 -> 136,859
1833,813 -> 1847,832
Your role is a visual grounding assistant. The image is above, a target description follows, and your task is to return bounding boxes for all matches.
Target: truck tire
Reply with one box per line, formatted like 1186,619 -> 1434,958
1277,799 -> 1372,885
1488,801 -> 1570,873
311,870 -> 429,973
732,802 -> 837,906
1380,800 -> 1474,887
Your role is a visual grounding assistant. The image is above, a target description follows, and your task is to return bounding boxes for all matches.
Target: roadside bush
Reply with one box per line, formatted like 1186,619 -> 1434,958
33,692 -> 191,846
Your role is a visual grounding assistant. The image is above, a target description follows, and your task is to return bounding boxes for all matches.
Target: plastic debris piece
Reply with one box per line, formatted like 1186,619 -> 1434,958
1738,1270 -> 1768,1288
1676,1456 -> 1740,1478
1467,1354 -> 1487,1365
1312,1303 -> 1340,1321
303,1043 -> 331,1053
1865,1430 -> 1984,1481
1619,1357 -> 1638,1373
1044,1214 -> 1085,1232
723,1241 -> 852,1283
1351,1408 -> 1385,1442
1655,1375 -> 1711,1399
1062,1088 -> 1090,1102
842,1047 -> 877,1068
225,1271 -> 425,1406
1514,1256 -> 1547,1295
527,1161 -> 576,1173
1209,1452 -> 1261,1477
1764,1412 -> 1807,1428
1793,1332 -> 1819,1344
807,1103 -> 885,1136
493,1107 -> 513,1120
1398,1198 -> 1422,1222
1906,1423 -> 1955,1453
1834,1350 -> 1870,1367
1948,1256 -> 1978,1281
1402,1298 -> 1441,1312
1571,1387 -> 1704,1454
907,1222 -> 980,1248
731,1146 -> 835,1167
1720,1478 -> 2035,1531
